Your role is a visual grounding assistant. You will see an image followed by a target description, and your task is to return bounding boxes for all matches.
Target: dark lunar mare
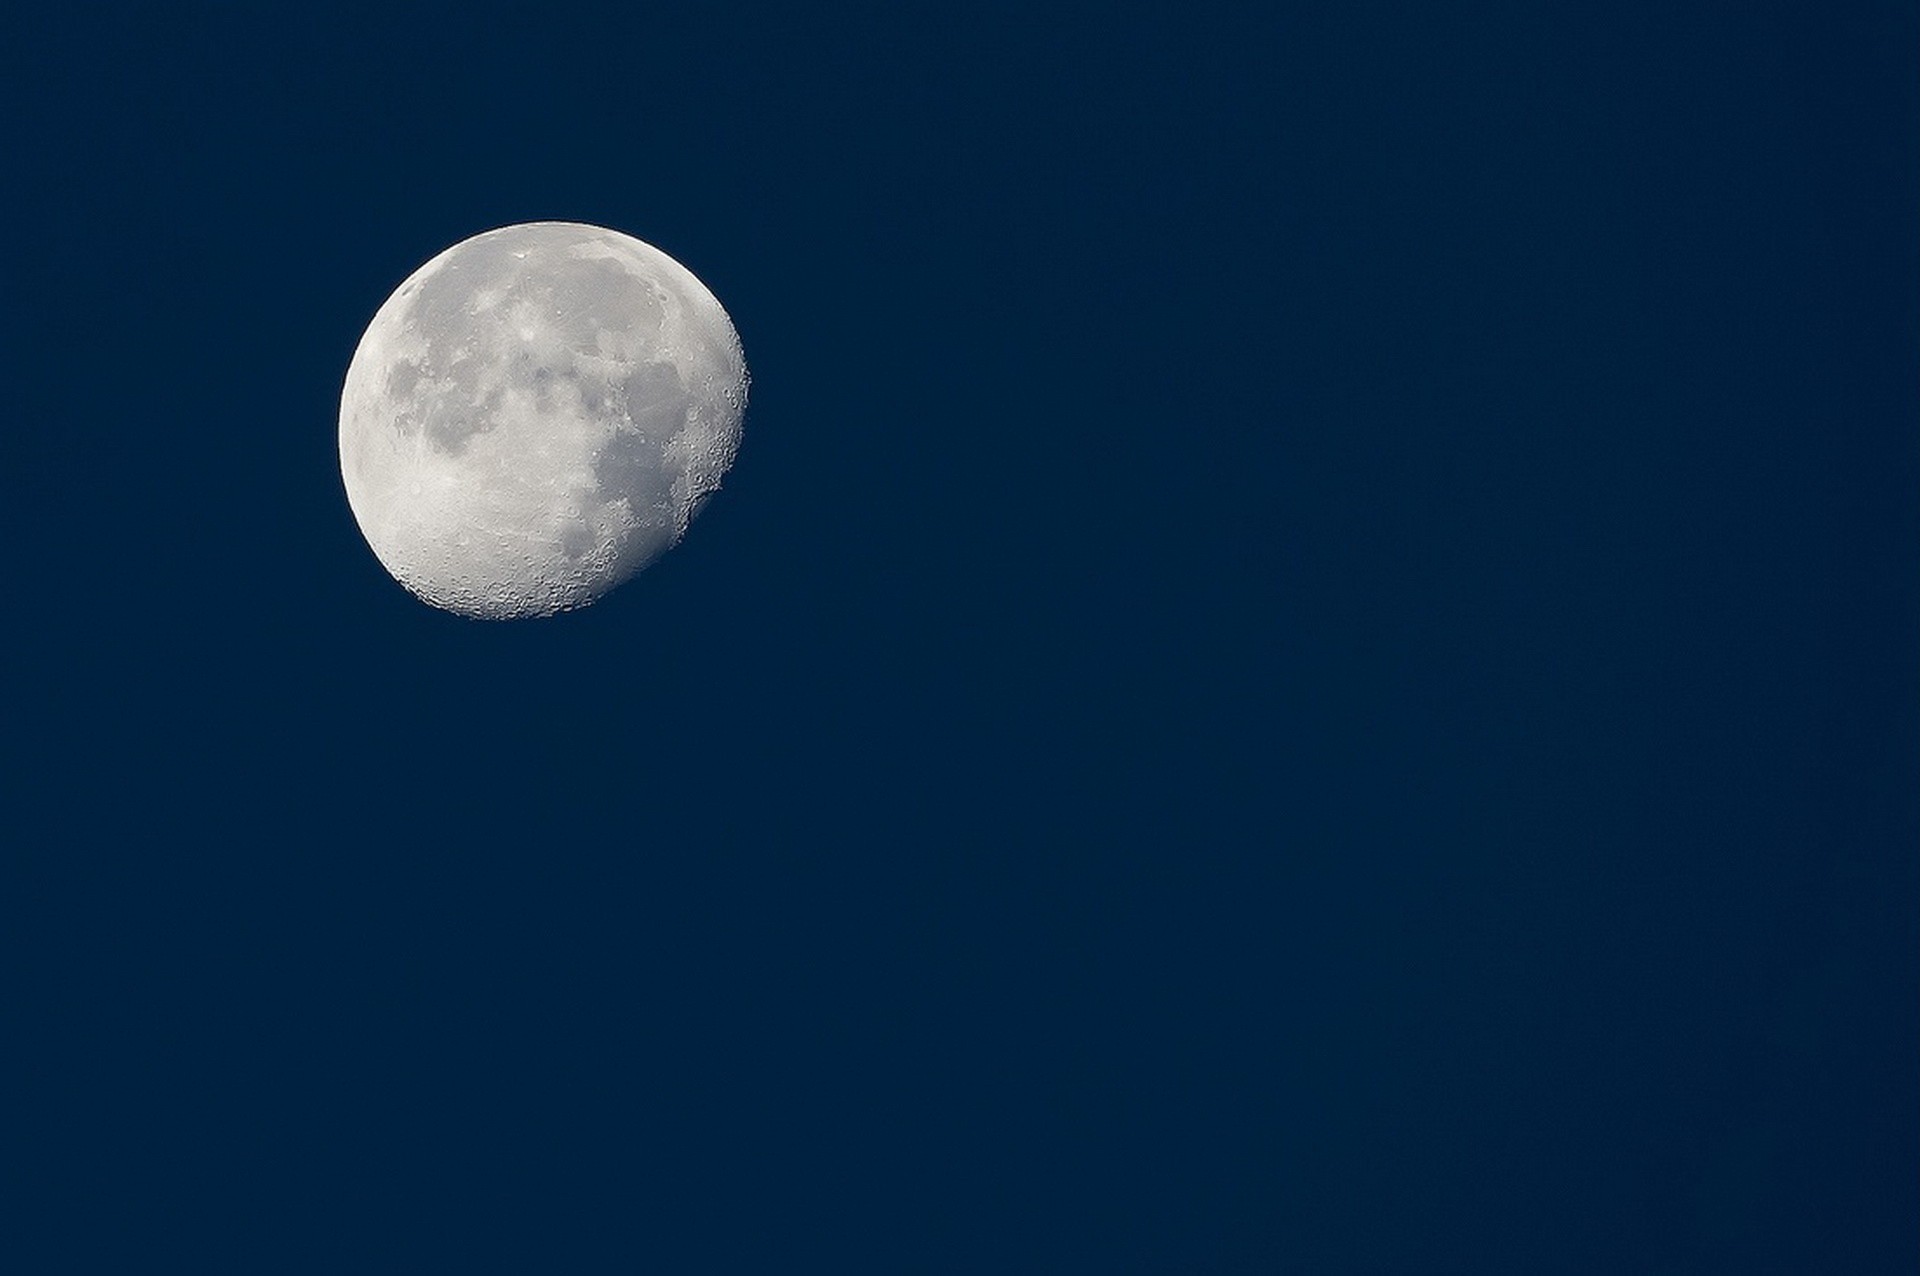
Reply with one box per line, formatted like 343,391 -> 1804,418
384,232 -> 671,457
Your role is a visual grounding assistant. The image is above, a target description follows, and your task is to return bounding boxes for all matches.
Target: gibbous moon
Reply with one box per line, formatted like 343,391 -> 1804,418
339,222 -> 747,619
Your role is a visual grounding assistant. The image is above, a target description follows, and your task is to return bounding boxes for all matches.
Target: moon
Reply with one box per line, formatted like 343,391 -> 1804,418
339,222 -> 747,619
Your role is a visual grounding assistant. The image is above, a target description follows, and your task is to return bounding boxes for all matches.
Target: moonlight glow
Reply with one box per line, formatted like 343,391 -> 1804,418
338,222 -> 747,619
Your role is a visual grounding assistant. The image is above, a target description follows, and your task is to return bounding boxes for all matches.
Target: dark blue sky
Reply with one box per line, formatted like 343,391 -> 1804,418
8,3 -> 1915,1271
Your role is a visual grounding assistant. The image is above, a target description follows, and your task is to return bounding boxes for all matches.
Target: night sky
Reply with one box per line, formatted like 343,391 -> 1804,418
9,3 -> 1916,1271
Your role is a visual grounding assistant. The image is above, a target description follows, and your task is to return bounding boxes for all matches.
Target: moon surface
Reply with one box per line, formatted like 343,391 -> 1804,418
339,222 -> 747,619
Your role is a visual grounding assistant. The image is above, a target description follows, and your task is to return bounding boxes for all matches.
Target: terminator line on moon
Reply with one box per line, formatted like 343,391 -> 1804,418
339,222 -> 747,619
